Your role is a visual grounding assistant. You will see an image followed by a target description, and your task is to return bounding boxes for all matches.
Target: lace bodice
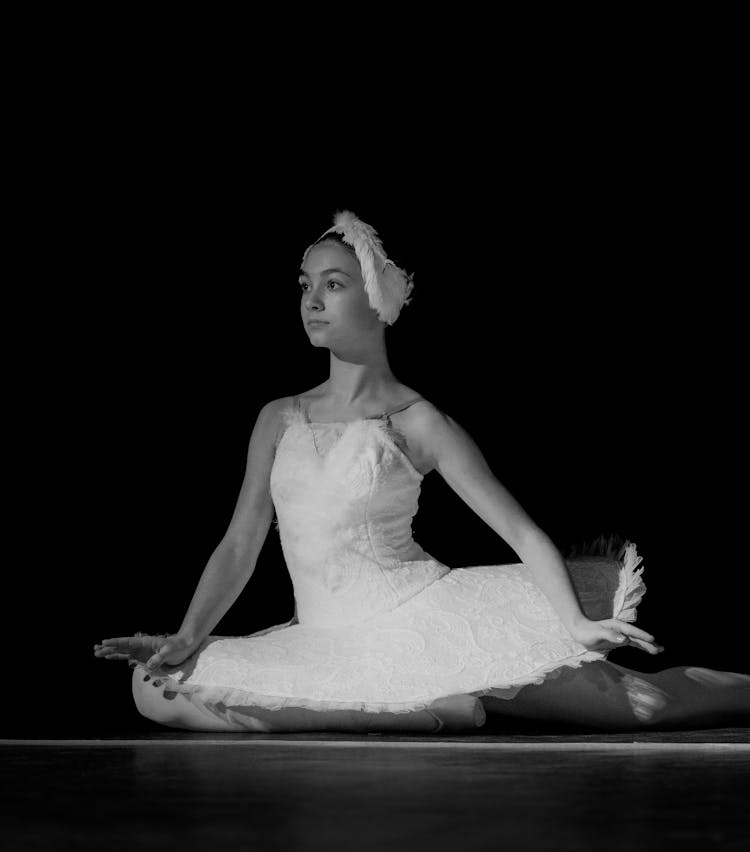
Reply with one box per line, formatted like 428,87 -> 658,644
269,398 -> 450,628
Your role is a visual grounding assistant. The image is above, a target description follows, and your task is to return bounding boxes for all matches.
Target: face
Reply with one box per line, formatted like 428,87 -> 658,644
299,241 -> 383,347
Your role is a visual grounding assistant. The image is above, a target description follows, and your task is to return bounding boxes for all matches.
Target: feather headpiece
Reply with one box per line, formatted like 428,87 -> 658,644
301,210 -> 414,326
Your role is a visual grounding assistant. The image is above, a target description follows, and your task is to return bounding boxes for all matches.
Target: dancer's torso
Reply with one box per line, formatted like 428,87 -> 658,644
269,395 -> 449,629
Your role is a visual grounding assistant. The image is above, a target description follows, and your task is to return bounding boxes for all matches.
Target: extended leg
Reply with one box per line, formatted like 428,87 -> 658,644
630,665 -> 750,727
132,667 -> 485,733
480,661 -> 750,730
223,693 -> 484,733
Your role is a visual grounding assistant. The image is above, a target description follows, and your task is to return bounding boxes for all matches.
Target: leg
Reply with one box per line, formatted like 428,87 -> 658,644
132,667 -> 485,733
480,661 -> 750,730
132,667 -> 258,732
629,665 -> 750,727
224,693 -> 484,733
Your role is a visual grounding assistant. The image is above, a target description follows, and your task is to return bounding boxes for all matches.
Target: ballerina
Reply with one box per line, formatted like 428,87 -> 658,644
94,210 -> 750,734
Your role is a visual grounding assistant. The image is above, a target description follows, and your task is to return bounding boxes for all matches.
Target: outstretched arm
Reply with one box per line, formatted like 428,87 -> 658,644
409,403 -> 662,655
96,397 -> 289,670
175,397 -> 287,645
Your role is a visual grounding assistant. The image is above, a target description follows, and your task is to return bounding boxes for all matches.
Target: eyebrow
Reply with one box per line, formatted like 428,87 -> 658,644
298,268 -> 353,279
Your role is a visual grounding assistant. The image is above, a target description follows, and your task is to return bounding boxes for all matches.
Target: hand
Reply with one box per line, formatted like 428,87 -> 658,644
93,632 -> 202,671
567,617 -> 665,655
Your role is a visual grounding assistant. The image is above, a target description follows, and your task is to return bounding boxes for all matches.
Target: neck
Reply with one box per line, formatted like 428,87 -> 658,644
324,347 -> 397,407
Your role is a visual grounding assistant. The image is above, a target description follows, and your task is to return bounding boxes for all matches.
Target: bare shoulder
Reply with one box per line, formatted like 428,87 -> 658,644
395,398 -> 495,483
397,398 -> 448,429
260,395 -> 297,418
404,399 -> 462,433
390,397 -> 457,477
255,395 -> 298,439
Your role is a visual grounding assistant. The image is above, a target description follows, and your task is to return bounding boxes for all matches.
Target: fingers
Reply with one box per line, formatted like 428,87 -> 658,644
93,642 -> 123,657
600,630 -> 659,655
145,650 -> 164,670
625,637 -> 664,655
610,621 -> 657,643
608,634 -> 664,655
99,636 -> 145,652
100,635 -> 163,648
93,634 -> 161,663
93,646 -> 132,660
604,620 -> 665,655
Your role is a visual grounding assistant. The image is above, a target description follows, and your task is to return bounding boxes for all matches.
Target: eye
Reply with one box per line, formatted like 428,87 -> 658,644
299,280 -> 342,292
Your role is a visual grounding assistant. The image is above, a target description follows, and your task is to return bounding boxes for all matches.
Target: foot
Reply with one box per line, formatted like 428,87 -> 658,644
427,694 -> 486,731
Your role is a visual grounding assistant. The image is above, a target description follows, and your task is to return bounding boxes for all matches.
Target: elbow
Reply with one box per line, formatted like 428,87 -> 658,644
510,523 -> 553,560
218,537 -> 258,575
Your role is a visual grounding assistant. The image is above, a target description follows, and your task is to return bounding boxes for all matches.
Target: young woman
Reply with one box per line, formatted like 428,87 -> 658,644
95,211 -> 750,734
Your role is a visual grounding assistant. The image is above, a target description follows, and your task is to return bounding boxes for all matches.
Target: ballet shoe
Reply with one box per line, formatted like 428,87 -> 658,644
426,694 -> 487,732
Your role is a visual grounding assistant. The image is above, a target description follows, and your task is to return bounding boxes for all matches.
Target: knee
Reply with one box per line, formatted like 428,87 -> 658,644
131,667 -> 171,724
620,673 -> 672,727
131,665 -> 271,732
131,665 -> 194,729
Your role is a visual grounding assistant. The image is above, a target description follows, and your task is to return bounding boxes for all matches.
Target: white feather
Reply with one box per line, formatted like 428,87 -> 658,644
302,210 -> 414,325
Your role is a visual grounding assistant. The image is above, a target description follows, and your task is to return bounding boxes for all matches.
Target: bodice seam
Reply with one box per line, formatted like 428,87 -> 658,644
362,458 -> 399,600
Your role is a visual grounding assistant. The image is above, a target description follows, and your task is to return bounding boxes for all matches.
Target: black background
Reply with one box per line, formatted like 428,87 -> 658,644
9,62 -> 746,736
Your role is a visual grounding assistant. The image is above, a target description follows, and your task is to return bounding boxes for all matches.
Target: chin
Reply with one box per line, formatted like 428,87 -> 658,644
307,333 -> 329,347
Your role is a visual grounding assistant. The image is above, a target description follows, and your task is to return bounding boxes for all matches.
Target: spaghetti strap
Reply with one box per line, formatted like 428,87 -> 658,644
293,396 -> 308,421
380,397 -> 426,418
291,394 -> 426,423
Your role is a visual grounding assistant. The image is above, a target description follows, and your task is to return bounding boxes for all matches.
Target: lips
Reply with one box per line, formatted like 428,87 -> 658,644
307,320 -> 329,326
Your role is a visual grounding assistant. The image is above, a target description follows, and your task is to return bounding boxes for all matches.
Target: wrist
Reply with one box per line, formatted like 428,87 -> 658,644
563,612 -> 590,633
176,628 -> 200,646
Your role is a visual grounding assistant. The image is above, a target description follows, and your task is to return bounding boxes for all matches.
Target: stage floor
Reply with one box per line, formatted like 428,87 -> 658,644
3,730 -> 749,851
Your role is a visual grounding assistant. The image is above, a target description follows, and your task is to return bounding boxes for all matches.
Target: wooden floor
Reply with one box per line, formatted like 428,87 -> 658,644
3,729 -> 749,851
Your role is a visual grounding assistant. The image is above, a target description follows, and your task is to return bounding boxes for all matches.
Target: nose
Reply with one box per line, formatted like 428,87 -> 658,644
305,288 -> 325,312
